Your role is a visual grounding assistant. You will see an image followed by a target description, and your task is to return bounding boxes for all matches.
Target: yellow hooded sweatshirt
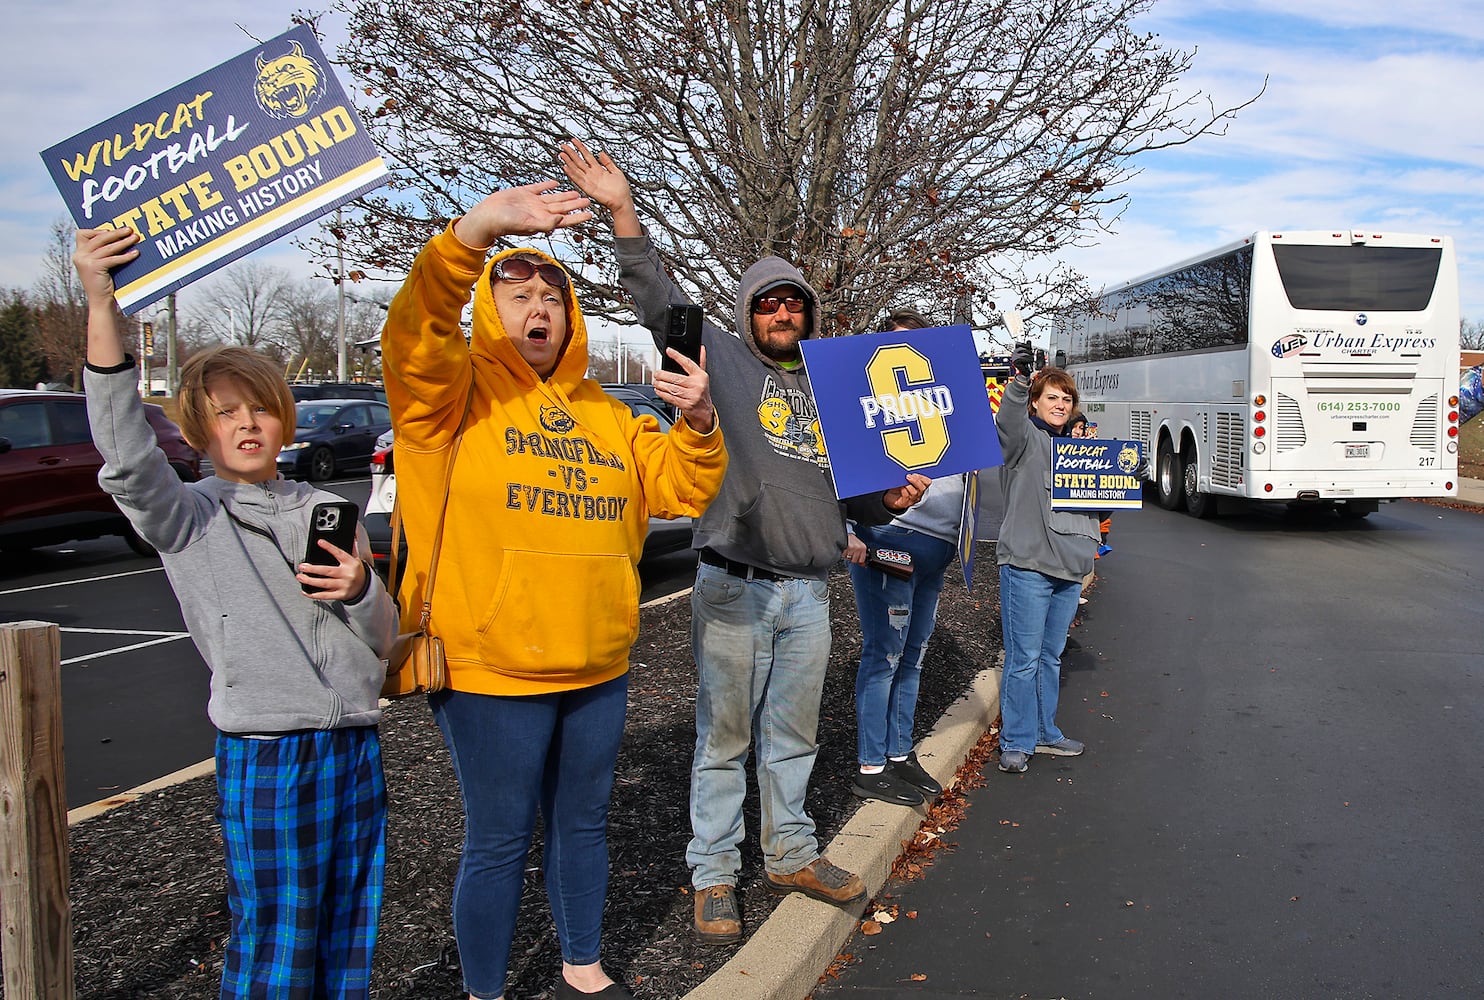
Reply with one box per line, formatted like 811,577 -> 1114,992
382,224 -> 726,695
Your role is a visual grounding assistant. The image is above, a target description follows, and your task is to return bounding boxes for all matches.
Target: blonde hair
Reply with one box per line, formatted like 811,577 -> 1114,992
177,346 -> 296,451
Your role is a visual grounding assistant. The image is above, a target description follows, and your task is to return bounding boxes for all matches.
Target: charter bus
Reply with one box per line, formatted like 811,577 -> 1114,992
1051,230 -> 1461,518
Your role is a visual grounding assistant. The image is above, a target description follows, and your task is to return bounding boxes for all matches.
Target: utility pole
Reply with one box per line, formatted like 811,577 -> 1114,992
166,293 -> 178,396
336,208 -> 348,381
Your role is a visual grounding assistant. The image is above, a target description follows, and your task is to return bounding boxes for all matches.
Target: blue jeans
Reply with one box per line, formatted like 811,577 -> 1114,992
849,524 -> 957,767
686,561 -> 832,889
430,674 -> 628,1000
998,563 -> 1081,755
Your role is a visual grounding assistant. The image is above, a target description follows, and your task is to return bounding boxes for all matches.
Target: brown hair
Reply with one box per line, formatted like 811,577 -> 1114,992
879,308 -> 932,332
177,346 -> 296,451
1029,367 -> 1078,408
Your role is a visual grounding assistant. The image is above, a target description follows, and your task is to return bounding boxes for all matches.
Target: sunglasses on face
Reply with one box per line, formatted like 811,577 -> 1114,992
751,295 -> 806,315
491,256 -> 570,290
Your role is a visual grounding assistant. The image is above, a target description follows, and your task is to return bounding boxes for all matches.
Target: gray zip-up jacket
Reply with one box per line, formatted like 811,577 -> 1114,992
84,363 -> 397,734
615,231 -> 900,579
994,377 -> 1100,583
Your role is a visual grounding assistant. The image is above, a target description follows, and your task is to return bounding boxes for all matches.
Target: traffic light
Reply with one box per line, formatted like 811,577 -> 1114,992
142,321 -> 154,356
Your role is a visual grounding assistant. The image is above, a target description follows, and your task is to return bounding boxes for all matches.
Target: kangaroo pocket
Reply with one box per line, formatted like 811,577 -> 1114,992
733,482 -> 842,572
475,549 -> 638,679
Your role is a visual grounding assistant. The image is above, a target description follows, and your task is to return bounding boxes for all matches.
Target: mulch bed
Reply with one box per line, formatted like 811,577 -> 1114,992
29,544 -> 1003,1000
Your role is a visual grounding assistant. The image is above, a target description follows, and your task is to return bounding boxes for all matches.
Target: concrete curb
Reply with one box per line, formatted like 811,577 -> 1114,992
682,662 -> 1002,1000
67,757 -> 216,826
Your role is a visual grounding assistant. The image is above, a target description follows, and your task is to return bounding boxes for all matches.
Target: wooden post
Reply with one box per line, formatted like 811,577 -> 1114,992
0,621 -> 74,1000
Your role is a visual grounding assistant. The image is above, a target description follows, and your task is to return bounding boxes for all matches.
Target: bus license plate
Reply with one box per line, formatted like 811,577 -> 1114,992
1345,444 -> 1370,459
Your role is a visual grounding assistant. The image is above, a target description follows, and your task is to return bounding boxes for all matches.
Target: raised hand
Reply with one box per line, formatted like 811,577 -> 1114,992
558,138 -> 642,237
73,226 -> 140,305
453,180 -> 593,249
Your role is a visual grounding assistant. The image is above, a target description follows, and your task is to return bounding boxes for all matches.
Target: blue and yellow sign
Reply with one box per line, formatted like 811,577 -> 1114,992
1050,439 -> 1145,510
40,25 -> 388,315
800,324 -> 1002,499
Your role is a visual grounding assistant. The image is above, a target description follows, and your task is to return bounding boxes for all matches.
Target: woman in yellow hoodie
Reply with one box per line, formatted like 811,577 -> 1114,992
381,181 -> 726,1000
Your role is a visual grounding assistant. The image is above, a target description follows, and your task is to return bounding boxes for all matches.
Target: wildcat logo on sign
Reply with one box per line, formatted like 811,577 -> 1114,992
254,41 -> 329,119
40,25 -> 389,315
799,324 -> 1002,498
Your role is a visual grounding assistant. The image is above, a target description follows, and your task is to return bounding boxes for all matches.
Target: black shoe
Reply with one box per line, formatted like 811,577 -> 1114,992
853,768 -> 924,806
556,977 -> 634,999
887,751 -> 943,797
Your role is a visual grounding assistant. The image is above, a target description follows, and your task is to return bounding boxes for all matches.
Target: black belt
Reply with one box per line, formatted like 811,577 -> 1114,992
699,548 -> 789,582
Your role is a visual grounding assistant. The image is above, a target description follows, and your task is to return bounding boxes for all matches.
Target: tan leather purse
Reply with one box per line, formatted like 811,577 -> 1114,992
381,389 -> 472,699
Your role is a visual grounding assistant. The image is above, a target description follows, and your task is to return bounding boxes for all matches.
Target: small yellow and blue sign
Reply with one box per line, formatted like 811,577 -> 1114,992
1050,439 -> 1145,510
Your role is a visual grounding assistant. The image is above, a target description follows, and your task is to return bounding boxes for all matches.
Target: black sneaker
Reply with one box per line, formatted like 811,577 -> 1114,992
887,751 -> 943,797
852,768 -> 924,806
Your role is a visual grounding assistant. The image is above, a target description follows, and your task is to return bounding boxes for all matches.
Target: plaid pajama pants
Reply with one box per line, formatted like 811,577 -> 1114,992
216,727 -> 386,1000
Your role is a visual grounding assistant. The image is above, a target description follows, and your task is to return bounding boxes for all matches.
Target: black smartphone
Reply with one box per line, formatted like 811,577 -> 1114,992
662,304 -> 704,373
302,501 -> 359,593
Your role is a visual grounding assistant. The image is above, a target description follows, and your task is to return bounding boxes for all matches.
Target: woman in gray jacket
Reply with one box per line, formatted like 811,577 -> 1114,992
994,346 -> 1101,773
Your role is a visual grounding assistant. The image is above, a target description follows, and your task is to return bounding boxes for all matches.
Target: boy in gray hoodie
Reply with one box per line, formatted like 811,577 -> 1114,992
73,226 -> 398,998
561,140 -> 928,942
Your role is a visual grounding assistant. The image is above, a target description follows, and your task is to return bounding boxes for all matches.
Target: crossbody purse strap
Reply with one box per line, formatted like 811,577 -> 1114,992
389,384 -> 476,630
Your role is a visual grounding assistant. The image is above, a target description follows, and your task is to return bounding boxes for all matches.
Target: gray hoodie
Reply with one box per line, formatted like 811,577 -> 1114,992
994,377 -> 1100,582
84,363 -> 397,734
615,232 -> 899,579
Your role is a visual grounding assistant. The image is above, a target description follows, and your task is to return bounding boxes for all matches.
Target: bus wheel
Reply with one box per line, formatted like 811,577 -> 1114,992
1182,443 -> 1216,519
1156,440 -> 1184,510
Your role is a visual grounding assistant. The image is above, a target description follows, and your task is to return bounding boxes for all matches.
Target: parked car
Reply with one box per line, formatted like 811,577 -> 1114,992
601,381 -> 676,421
361,386 -> 694,577
0,388 -> 202,555
278,399 -> 393,481
289,382 -> 387,404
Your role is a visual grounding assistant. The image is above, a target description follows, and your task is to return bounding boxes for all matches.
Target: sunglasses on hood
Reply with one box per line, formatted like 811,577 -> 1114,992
491,256 -> 570,290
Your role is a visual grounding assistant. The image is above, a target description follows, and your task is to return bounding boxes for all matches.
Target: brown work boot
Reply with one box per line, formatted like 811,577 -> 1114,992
762,857 -> 866,906
693,884 -> 742,942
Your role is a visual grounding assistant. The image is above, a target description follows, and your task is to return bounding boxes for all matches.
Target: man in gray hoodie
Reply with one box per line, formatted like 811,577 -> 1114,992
562,140 -> 927,942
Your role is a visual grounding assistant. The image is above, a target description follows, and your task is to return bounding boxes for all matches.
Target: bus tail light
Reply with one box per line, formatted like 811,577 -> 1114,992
1253,425 -> 1266,437
1263,483 -> 1274,493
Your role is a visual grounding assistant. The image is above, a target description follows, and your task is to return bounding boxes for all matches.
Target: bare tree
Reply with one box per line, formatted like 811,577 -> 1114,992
32,218 -> 92,389
279,278 -> 338,379
1462,316 -> 1484,351
188,261 -> 293,358
328,0 -> 1259,334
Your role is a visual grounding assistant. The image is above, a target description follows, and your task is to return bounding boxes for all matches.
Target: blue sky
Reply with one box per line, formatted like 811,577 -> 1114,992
4,1 -> 1481,336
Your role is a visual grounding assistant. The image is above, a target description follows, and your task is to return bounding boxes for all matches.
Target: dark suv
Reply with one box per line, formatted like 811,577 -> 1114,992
0,389 -> 203,555
290,382 -> 387,404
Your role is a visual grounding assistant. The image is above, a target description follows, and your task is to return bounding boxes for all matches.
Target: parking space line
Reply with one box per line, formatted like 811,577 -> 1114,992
60,630 -> 191,665
0,566 -> 165,596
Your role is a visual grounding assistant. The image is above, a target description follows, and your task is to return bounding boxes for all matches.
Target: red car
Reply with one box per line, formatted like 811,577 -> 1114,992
0,389 -> 203,556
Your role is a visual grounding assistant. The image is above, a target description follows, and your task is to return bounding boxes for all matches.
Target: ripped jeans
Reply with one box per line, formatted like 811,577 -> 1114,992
848,524 -> 957,767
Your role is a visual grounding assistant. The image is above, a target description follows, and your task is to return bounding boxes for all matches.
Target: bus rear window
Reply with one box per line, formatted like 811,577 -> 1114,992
1273,245 -> 1441,312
